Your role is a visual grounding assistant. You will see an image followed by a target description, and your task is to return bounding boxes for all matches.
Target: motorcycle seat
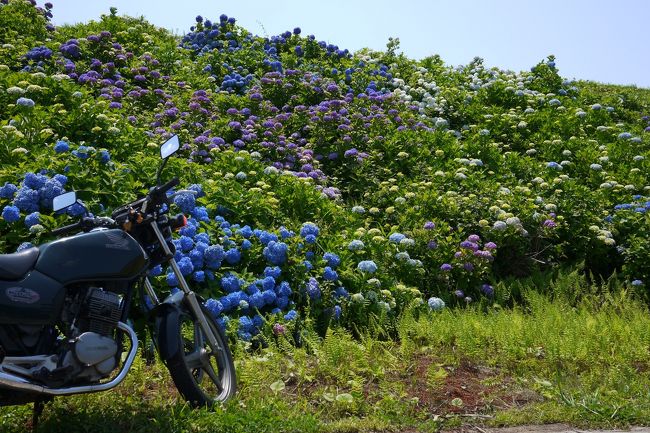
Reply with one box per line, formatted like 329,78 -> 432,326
0,247 -> 40,280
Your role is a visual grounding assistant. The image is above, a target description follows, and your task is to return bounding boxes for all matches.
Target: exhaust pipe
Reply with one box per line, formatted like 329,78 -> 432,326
0,322 -> 138,396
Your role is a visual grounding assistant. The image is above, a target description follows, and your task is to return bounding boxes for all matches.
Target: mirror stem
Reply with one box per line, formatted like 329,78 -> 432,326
155,158 -> 169,186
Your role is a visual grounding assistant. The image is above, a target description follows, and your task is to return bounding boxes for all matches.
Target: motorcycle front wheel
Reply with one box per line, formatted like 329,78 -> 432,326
164,303 -> 236,406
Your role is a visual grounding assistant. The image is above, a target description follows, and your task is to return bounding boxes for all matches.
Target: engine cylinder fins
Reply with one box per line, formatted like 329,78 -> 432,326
86,289 -> 122,336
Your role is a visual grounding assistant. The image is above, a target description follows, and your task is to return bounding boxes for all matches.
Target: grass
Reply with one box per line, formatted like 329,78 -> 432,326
3,272 -> 650,432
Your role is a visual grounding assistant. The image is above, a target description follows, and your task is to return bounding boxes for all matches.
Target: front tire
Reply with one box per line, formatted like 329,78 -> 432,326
164,303 -> 236,406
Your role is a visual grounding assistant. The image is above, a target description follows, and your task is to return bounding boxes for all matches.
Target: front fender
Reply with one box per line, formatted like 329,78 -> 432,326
151,291 -> 209,362
151,289 -> 186,362
152,302 -> 182,362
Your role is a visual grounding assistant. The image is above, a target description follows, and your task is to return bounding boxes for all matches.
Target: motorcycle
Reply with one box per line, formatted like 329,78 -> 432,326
0,135 -> 236,422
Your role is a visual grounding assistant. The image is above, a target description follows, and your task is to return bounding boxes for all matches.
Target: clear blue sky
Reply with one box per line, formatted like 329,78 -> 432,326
50,0 -> 650,88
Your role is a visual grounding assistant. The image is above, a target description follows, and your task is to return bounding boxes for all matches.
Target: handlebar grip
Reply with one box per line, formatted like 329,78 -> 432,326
51,221 -> 81,236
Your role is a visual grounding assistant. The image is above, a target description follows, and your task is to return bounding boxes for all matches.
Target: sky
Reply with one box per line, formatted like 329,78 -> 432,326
49,0 -> 650,88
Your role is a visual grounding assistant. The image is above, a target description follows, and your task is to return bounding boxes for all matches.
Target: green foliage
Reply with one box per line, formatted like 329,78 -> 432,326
0,0 -> 648,338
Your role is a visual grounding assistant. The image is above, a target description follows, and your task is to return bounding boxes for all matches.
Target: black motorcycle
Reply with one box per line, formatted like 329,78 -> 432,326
0,135 -> 236,420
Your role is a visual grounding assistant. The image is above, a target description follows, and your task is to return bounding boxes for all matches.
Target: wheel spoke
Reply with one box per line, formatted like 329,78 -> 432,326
201,358 -> 223,393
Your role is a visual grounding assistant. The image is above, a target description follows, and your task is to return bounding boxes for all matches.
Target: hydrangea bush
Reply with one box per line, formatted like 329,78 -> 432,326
0,0 -> 648,339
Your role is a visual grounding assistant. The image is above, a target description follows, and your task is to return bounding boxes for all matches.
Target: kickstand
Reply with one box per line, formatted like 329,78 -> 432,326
32,399 -> 45,431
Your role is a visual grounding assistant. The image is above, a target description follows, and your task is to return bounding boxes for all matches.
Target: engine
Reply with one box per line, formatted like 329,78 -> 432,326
58,287 -> 123,382
0,287 -> 124,387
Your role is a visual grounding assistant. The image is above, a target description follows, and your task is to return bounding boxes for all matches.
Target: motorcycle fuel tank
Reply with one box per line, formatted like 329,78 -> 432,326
35,229 -> 149,284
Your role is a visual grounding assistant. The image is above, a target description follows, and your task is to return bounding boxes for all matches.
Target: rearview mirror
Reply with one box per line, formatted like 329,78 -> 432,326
160,135 -> 180,159
52,191 -> 77,212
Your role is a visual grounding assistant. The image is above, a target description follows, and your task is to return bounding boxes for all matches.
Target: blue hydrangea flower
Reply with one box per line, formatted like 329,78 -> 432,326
252,315 -> 264,330
323,252 -> 341,268
276,296 -> 289,309
225,248 -> 241,264
149,265 -> 163,277
13,187 -> 40,213
16,97 -> 35,108
264,266 -> 282,279
73,145 -> 90,160
173,192 -> 196,213
99,150 -> 110,164
239,316 -> 254,333
277,281 -> 292,297
357,260 -> 377,273
16,242 -> 33,252
258,230 -> 278,245
395,251 -> 410,261
305,277 -> 320,299
193,270 -> 205,282
323,266 -> 338,281
0,183 -> 17,199
166,272 -> 178,287
221,274 -> 241,293
249,292 -> 265,309
300,222 -> 319,238
204,298 -> 223,317
334,287 -> 349,299
546,161 -> 562,170
389,233 -> 406,243
303,260 -> 313,271
53,174 -> 67,186
191,206 -> 209,222
333,305 -> 342,320
193,232 -> 210,244
259,276 -> 275,292
263,241 -> 288,265
237,225 -> 253,238
284,310 -> 298,321
54,140 -> 70,153
2,205 -> 20,223
279,226 -> 295,238
204,244 -> 225,263
24,173 -> 46,190
24,211 -> 40,228
67,202 -> 86,217
262,290 -> 277,305
348,240 -> 364,251
194,241 -> 209,254
428,297 -> 445,311
179,235 -> 194,252
189,249 -> 204,268
177,257 -> 194,276
481,284 -> 494,297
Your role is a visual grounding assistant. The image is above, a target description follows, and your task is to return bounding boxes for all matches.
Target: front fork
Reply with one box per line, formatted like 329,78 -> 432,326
147,222 -> 223,353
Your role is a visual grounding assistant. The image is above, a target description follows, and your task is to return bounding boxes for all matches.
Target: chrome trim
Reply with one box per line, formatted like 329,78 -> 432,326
0,321 -> 138,396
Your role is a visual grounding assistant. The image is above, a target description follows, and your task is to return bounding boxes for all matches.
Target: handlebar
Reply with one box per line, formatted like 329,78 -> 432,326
156,177 -> 180,196
53,177 -> 181,237
51,216 -> 116,237
51,220 -> 82,236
